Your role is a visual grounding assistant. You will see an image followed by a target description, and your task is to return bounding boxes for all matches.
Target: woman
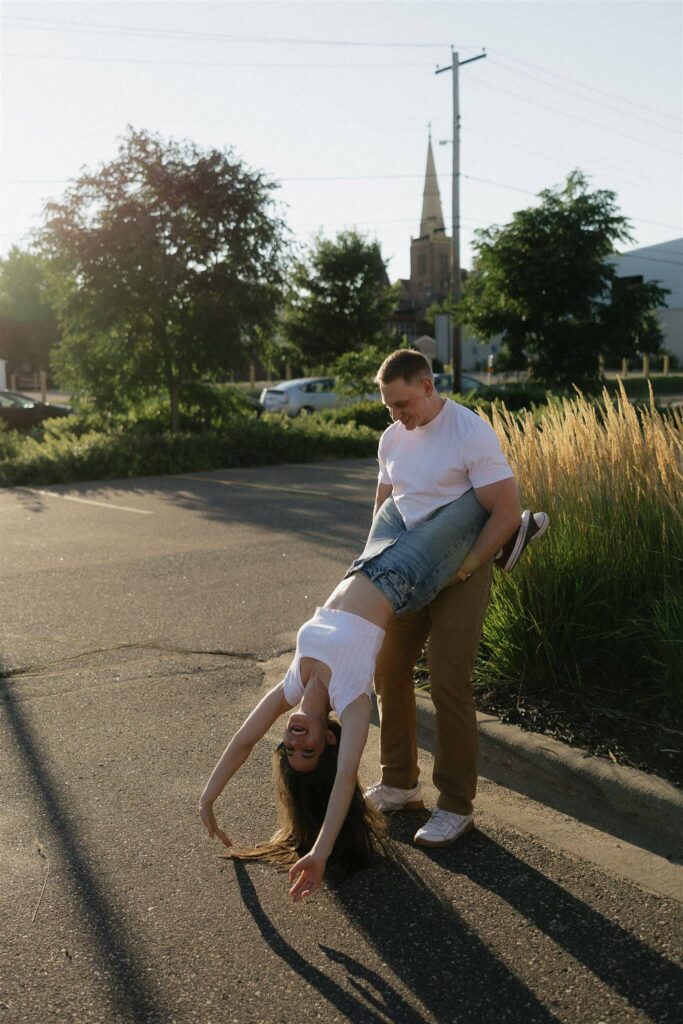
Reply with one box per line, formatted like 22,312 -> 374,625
200,491 -> 544,902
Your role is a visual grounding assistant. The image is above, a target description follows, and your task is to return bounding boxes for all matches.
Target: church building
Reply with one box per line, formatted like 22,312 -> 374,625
390,134 -> 499,371
390,133 -> 458,345
409,133 -> 452,309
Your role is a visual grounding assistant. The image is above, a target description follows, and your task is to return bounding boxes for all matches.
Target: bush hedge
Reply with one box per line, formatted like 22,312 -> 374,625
0,412 -> 380,487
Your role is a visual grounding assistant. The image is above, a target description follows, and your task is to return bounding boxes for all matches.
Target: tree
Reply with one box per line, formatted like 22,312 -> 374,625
39,128 -> 288,430
283,230 -> 399,366
331,343 -> 394,399
456,170 -> 668,386
0,246 -> 60,374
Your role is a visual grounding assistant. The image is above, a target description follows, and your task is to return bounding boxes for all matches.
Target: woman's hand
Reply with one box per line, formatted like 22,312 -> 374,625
199,800 -> 233,848
288,850 -> 327,902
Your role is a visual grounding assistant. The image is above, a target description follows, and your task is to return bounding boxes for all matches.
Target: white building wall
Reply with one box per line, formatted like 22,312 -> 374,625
461,335 -> 500,372
609,237 -> 683,362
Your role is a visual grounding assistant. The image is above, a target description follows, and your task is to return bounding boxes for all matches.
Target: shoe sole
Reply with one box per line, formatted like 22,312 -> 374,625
499,511 -> 550,572
413,820 -> 475,847
378,798 -> 425,812
530,512 -> 550,542
501,509 -> 531,571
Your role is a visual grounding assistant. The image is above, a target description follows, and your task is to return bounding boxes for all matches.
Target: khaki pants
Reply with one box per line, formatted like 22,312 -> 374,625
374,565 -> 492,816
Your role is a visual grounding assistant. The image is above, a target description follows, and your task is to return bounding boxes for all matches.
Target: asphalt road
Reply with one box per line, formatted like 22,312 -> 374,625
2,462 -> 682,1024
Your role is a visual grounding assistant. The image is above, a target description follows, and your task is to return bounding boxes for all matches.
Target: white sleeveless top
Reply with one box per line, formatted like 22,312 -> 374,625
282,607 -> 386,718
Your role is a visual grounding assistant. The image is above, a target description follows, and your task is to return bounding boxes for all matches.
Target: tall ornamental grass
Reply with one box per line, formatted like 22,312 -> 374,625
478,384 -> 683,714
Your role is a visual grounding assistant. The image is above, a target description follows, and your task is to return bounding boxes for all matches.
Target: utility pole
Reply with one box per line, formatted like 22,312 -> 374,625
436,47 -> 486,392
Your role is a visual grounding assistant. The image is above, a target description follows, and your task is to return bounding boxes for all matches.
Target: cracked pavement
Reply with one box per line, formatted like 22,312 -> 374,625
1,463 -> 682,1023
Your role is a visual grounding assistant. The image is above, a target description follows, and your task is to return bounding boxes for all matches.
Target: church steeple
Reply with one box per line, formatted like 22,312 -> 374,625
419,129 -> 445,238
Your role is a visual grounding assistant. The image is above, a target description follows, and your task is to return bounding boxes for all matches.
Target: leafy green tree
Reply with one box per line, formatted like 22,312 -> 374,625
0,246 -> 60,373
39,127 -> 287,430
456,170 -> 668,386
284,230 -> 398,365
331,343 -> 394,399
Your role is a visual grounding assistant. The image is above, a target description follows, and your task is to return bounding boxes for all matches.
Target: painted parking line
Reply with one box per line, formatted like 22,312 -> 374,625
170,474 -> 370,508
29,490 -> 153,515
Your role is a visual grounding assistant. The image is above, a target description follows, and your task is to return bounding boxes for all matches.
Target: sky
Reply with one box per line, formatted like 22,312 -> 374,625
1,0 -> 681,281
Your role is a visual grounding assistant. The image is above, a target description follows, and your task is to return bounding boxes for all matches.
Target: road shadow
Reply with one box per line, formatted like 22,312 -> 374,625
6,461 -> 376,558
344,818 -> 682,1024
450,830 -> 683,1022
234,854 -> 560,1024
0,675 -> 167,1024
152,461 -> 377,555
233,860 -> 396,1023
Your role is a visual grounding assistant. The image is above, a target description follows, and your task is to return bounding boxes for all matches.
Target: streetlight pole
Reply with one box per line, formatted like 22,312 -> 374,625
436,47 -> 486,392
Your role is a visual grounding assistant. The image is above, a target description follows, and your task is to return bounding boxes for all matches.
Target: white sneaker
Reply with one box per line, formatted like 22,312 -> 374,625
413,809 -> 474,847
364,782 -> 425,812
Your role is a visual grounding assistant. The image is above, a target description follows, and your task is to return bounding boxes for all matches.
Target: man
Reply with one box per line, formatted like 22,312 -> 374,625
364,349 -> 546,847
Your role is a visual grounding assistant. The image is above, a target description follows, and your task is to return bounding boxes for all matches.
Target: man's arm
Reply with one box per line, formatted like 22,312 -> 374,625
373,481 -> 393,518
456,476 -> 521,579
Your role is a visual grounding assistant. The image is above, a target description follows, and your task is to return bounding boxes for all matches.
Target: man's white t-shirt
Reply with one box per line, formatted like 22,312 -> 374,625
377,398 -> 513,529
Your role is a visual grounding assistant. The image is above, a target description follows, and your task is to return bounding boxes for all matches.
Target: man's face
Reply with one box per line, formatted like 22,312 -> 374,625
379,375 -> 435,430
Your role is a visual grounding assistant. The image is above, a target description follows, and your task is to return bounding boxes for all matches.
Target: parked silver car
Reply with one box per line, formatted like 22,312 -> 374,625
259,377 -> 340,416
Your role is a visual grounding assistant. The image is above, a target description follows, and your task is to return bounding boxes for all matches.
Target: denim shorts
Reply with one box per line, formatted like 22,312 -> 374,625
343,489 -> 489,616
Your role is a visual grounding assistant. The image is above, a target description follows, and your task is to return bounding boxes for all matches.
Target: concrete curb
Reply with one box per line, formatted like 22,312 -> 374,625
372,690 -> 683,860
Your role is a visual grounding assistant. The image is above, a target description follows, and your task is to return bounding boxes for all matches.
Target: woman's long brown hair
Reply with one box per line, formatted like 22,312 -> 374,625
227,719 -> 386,873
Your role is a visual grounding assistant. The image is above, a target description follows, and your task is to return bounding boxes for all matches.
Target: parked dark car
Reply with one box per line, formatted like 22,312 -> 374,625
0,390 -> 73,431
433,372 -> 482,394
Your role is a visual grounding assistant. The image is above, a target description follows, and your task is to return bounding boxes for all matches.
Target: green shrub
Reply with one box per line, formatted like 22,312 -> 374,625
0,413 -> 380,487
472,383 -> 564,410
317,392 -> 496,431
318,401 -> 391,432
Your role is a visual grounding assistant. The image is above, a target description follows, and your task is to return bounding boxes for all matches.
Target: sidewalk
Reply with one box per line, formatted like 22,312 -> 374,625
262,646 -> 683,902
396,689 -> 683,863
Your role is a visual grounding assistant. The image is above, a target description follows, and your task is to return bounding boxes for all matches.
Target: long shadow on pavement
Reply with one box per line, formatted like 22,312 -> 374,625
9,464 -> 376,559
153,472 -> 372,555
1,676 -> 166,1024
233,860 -> 401,1023
331,841 -> 562,1023
235,854 -> 560,1024
344,818 -> 683,1023
451,830 -> 683,1023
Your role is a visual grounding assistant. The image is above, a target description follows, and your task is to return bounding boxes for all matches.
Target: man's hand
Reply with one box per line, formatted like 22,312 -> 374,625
288,850 -> 327,902
452,566 -> 475,584
199,800 -> 233,848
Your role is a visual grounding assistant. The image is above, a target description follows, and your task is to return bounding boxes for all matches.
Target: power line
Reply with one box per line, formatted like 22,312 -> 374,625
5,52 -> 678,158
5,13 -> 681,140
488,55 -> 681,135
463,125 -> 676,190
3,51 -> 428,70
0,15 -> 461,48
489,47 -> 681,125
4,15 -> 680,127
471,78 -> 681,155
1,171 -> 680,231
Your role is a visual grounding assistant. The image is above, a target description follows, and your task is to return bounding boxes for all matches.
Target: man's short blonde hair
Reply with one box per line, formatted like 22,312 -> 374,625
375,349 -> 433,386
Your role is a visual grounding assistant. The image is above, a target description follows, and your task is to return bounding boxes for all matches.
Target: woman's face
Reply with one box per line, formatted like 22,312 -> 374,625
283,710 -> 336,772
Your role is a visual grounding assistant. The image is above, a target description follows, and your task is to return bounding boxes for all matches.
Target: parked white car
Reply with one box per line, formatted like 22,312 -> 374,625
259,377 -> 340,416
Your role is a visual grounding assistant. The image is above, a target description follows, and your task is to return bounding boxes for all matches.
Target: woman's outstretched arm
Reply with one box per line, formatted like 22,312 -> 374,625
199,682 -> 291,846
288,695 -> 372,901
